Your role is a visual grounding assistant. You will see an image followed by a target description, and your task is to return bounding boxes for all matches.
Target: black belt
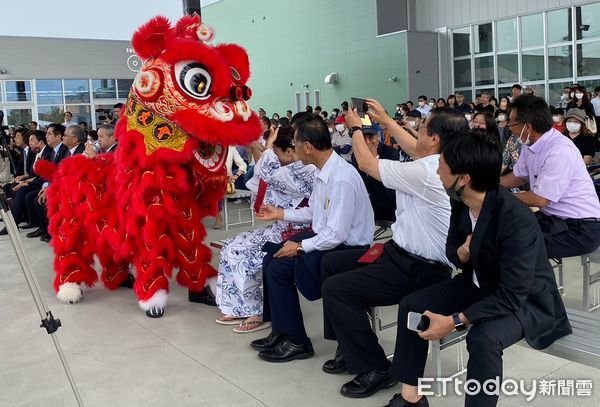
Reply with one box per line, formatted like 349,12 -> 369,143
580,218 -> 600,222
391,241 -> 448,269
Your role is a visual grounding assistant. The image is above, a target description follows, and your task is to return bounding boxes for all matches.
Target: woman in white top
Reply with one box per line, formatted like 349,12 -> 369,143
216,126 -> 315,332
213,146 -> 247,229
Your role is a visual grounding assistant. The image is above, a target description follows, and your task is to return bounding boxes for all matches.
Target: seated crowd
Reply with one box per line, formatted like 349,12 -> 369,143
2,89 -> 600,407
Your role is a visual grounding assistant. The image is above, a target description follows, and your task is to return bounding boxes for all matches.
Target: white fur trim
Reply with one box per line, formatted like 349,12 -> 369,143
138,289 -> 168,311
57,282 -> 83,304
205,276 -> 217,294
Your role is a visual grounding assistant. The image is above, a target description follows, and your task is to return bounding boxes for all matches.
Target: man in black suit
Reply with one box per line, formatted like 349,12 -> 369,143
85,124 -> 117,157
24,124 -> 68,241
384,131 -> 571,407
29,125 -> 84,242
350,125 -> 399,222
0,130 -> 52,235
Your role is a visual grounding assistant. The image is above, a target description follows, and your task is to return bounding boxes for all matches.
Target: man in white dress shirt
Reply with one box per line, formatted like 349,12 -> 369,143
251,114 -> 375,363
320,104 -> 469,401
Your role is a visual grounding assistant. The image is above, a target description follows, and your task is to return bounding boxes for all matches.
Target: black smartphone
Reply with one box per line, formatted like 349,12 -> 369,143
261,241 -> 283,255
351,97 -> 372,126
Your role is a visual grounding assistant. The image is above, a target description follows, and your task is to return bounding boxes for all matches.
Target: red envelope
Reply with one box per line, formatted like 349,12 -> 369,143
254,179 -> 268,213
358,243 -> 385,263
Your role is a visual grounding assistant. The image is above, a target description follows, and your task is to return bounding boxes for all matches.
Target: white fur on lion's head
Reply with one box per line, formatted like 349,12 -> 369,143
138,289 -> 168,311
57,282 -> 83,304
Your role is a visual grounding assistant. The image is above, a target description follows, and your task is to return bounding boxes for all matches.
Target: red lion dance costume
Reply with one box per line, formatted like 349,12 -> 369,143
36,15 -> 261,318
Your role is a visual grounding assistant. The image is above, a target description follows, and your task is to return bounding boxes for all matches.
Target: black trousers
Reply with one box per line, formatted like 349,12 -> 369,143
11,183 -> 40,225
321,240 -> 451,373
395,276 -> 524,407
536,212 -> 600,258
33,199 -> 49,233
262,231 -> 365,339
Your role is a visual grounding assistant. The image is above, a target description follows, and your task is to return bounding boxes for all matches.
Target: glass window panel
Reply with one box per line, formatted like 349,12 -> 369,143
521,14 -> 543,48
454,59 -> 472,88
577,42 -> 600,78
497,53 -> 518,84
548,45 -> 573,79
92,79 -> 117,99
5,80 -> 32,102
474,56 -> 494,86
547,8 -> 572,44
577,3 -> 600,40
522,49 -> 545,81
474,23 -> 493,54
522,84 -> 545,99
65,105 -> 91,126
0,82 -> 3,103
5,108 -> 32,127
549,81 -> 574,107
117,79 -> 134,99
64,79 -> 90,103
38,105 -> 64,127
496,18 -> 517,52
497,87 -> 513,100
453,27 -> 471,57
36,79 -> 63,105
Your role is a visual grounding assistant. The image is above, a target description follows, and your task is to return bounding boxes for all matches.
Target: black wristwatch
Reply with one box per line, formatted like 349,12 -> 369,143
297,243 -> 305,255
452,313 -> 466,331
349,126 -> 363,136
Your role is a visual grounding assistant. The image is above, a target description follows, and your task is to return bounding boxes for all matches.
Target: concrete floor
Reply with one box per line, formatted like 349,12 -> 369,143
1,204 -> 599,407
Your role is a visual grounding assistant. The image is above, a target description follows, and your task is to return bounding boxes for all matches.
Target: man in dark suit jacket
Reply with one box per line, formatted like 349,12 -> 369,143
351,126 -> 399,222
24,124 -> 69,241
384,132 -> 571,407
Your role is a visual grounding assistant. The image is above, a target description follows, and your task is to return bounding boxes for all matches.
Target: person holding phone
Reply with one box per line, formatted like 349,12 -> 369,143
388,131 -> 571,407
319,103 -> 468,400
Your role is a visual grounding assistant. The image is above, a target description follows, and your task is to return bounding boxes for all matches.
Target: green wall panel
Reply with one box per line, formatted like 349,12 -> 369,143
203,0 -> 408,116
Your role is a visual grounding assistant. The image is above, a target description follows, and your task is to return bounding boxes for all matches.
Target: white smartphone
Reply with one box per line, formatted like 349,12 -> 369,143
407,311 -> 430,332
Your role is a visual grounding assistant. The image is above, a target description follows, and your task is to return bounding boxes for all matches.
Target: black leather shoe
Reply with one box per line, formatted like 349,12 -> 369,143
26,228 -> 43,238
323,345 -> 347,374
341,362 -> 398,398
119,273 -> 135,289
20,223 -> 36,230
188,286 -> 217,306
384,394 -> 429,407
40,233 -> 51,243
0,227 -> 7,236
250,331 -> 283,351
146,307 -> 164,318
258,338 -> 314,363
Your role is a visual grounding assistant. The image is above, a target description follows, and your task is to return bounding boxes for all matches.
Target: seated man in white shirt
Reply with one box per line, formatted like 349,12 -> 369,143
251,115 -> 375,363
320,104 -> 469,400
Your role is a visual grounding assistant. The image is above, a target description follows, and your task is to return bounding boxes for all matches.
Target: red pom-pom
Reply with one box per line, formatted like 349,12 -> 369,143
131,16 -> 172,60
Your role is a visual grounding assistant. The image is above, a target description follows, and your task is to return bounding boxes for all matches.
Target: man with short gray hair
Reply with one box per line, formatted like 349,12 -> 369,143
85,124 -> 117,158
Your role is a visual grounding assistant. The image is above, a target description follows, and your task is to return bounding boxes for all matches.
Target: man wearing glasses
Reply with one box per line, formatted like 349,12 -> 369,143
500,95 -> 600,258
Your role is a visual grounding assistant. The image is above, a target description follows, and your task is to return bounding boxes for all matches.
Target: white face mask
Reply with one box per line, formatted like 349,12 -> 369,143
465,114 -> 473,121
575,92 -> 584,99
570,92 -> 575,98
518,124 -> 531,146
561,94 -> 569,101
566,122 -> 582,133
328,127 -> 334,134
335,124 -> 345,132
407,121 -> 417,128
418,101 -> 426,107
552,115 -> 562,123
428,102 -> 435,107
396,106 -> 401,112
497,114 -> 507,122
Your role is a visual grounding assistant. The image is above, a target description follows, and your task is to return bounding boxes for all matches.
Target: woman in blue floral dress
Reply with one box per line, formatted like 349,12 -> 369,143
216,126 -> 315,332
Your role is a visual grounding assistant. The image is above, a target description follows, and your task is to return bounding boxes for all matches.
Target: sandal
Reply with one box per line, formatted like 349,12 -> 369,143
215,315 -> 244,325
233,319 -> 272,334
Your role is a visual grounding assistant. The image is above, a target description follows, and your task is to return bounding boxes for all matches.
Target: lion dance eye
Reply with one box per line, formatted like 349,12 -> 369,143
174,61 -> 212,100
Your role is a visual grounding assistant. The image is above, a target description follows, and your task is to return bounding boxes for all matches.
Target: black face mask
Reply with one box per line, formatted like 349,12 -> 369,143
445,176 -> 465,203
